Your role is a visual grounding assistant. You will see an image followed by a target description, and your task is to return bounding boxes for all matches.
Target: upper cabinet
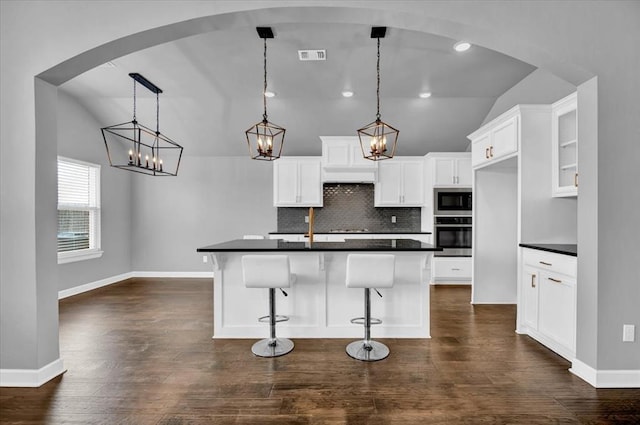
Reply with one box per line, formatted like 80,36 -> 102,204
375,157 -> 424,206
320,136 -> 376,182
551,92 -> 578,197
427,152 -> 472,186
469,112 -> 519,169
273,157 -> 323,207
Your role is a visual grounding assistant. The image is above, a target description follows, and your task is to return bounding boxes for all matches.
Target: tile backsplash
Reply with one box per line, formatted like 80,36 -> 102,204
277,183 -> 421,233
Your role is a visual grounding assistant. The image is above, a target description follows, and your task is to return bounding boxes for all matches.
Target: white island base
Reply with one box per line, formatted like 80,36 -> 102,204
208,251 -> 433,339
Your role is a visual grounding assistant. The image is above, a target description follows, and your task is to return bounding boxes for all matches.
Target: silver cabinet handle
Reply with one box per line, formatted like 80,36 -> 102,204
539,261 -> 552,266
531,274 -> 536,288
548,277 -> 562,283
451,268 -> 460,271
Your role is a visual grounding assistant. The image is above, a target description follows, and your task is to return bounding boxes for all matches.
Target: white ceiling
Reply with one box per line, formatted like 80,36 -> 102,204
60,22 -> 536,157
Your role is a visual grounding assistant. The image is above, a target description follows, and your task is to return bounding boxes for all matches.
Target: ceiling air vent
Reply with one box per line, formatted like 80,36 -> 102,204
298,50 -> 326,61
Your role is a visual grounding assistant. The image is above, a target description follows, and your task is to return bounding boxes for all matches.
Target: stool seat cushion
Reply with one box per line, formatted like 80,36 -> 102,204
346,254 -> 395,288
242,255 -> 294,288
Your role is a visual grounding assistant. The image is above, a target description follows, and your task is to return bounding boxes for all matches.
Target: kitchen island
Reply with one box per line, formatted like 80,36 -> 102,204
197,239 -> 441,339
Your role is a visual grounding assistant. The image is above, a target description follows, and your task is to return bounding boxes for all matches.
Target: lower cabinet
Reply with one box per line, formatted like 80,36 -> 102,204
431,257 -> 471,284
519,248 -> 577,361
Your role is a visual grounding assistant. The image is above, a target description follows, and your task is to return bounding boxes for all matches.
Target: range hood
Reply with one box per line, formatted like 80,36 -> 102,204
320,136 -> 377,183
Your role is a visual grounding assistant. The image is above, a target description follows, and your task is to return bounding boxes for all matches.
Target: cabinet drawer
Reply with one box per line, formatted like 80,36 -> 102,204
522,248 -> 576,278
432,257 -> 471,280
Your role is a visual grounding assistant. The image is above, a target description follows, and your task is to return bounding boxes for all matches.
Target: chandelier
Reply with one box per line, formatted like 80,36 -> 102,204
245,27 -> 286,161
357,27 -> 399,161
101,73 -> 183,176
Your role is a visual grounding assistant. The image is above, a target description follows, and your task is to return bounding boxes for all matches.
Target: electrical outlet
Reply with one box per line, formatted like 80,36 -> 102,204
304,215 -> 309,223
623,324 -> 635,342
391,215 -> 396,224
202,255 -> 208,264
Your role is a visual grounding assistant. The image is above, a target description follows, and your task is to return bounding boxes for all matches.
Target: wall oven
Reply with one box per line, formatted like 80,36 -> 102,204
434,188 -> 472,215
433,216 -> 472,256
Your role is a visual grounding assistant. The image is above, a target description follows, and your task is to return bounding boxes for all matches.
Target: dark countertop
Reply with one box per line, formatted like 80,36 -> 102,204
198,239 -> 442,252
268,231 -> 432,235
519,243 -> 577,257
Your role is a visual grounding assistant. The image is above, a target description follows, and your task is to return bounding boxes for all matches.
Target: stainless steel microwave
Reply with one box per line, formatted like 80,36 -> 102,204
434,188 -> 472,215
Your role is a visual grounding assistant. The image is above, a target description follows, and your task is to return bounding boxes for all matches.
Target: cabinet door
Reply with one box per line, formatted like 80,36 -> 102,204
297,159 -> 322,206
375,162 -> 403,206
522,266 -> 539,331
401,161 -> 424,205
323,141 -> 350,168
456,157 -> 472,186
552,93 -> 578,197
273,160 -> 299,206
491,116 -> 518,161
433,158 -> 456,186
538,271 -> 576,353
471,133 -> 491,167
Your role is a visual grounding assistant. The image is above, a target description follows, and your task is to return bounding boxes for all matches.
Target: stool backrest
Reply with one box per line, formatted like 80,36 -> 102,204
242,255 -> 292,288
346,254 -> 395,288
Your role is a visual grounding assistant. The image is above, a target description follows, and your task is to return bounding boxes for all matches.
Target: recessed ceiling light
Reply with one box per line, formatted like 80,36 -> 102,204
454,41 -> 471,52
342,91 -> 354,98
419,92 -> 432,99
264,91 -> 275,98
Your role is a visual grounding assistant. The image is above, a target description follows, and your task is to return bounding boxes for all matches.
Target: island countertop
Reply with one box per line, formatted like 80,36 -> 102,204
197,238 -> 442,252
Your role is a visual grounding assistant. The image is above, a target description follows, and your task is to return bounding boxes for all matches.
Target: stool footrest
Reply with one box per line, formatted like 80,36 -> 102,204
258,314 -> 289,323
350,316 -> 382,325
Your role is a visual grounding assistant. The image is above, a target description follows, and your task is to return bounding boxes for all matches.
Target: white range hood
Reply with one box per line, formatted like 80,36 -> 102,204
320,136 -> 377,183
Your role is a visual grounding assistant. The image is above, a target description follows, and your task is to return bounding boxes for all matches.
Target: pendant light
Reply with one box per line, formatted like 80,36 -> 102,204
245,27 -> 286,161
357,27 -> 399,161
101,73 -> 183,176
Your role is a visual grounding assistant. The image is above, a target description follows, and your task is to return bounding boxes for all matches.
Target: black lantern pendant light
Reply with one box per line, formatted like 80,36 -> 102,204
357,27 -> 399,161
245,27 -> 285,161
101,73 -> 183,176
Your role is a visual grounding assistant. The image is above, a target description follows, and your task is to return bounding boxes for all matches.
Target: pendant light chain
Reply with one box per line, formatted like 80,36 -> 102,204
132,79 -> 137,122
376,36 -> 381,122
156,92 -> 160,135
263,37 -> 268,122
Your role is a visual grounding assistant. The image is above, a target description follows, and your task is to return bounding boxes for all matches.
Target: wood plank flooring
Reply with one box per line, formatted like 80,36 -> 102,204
1,278 -> 638,424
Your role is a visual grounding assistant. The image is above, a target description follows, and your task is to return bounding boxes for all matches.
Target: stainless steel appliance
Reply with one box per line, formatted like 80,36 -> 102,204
434,188 -> 472,215
433,216 -> 472,256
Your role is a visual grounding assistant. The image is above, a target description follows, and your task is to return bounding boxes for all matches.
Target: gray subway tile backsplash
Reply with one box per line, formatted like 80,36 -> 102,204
277,183 -> 421,233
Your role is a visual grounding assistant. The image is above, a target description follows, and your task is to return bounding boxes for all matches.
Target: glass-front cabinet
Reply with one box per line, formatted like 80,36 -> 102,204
552,92 -> 578,197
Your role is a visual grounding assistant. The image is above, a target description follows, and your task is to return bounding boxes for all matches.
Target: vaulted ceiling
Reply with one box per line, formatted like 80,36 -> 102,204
60,21 -> 536,157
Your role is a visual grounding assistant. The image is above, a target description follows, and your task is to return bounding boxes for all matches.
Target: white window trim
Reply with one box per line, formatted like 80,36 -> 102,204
57,156 -> 102,265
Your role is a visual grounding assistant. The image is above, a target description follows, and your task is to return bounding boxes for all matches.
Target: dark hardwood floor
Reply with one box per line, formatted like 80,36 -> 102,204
1,278 -> 638,424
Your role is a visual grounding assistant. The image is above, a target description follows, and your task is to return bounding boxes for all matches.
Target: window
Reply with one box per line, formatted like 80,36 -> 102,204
57,157 -> 102,264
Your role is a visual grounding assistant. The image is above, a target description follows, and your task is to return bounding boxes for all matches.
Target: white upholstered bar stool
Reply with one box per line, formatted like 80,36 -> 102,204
241,255 -> 295,357
345,254 -> 395,361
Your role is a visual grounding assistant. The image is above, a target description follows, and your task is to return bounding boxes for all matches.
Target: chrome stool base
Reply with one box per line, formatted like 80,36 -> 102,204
251,337 -> 294,358
346,339 -> 389,361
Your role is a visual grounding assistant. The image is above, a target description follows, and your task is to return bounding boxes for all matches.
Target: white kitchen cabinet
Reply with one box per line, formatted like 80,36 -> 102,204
273,157 -> 322,207
375,158 -> 424,206
469,112 -> 519,169
320,136 -> 377,182
427,153 -> 472,186
551,92 -> 578,197
519,248 -> 577,361
431,257 -> 471,283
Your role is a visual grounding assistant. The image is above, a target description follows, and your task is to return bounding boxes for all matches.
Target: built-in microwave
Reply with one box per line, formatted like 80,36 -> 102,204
434,188 -> 472,215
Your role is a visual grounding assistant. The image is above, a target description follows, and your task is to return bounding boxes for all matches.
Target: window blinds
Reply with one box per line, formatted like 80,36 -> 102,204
57,158 -> 100,253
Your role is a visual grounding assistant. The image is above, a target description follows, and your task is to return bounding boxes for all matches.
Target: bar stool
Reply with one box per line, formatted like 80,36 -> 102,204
345,254 -> 395,361
241,255 -> 295,357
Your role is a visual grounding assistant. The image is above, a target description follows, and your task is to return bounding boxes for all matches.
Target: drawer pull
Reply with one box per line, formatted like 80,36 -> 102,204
548,277 -> 562,283
531,274 -> 536,288
539,261 -> 552,266
451,268 -> 460,271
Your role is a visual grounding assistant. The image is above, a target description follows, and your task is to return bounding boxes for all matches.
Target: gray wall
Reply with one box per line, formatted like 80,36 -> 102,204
57,92 -> 132,291
131,156 -> 276,272
481,68 -> 576,126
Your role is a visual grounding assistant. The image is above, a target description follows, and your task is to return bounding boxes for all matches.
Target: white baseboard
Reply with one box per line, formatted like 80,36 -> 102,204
58,272 -> 134,299
570,358 -> 640,388
0,358 -> 66,387
58,271 -> 213,299
132,271 -> 214,278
